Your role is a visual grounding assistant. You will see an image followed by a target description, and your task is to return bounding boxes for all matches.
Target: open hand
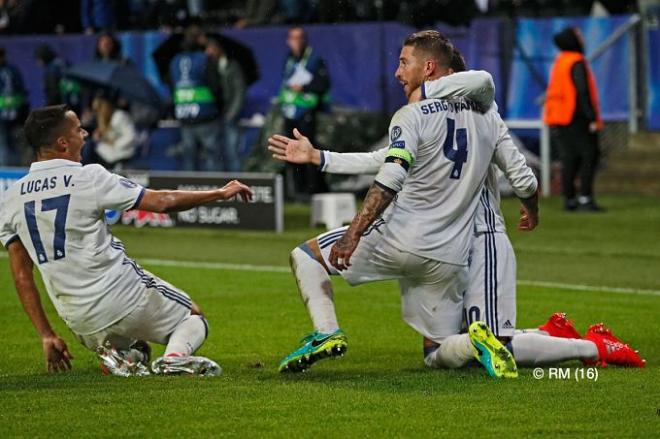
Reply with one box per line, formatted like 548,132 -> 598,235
42,335 -> 73,373
220,180 -> 254,203
268,129 -> 320,165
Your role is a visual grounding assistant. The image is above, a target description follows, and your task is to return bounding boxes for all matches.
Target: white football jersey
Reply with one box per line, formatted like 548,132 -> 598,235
320,71 -> 537,238
374,98 -> 499,265
423,77 -> 537,234
0,159 -> 147,335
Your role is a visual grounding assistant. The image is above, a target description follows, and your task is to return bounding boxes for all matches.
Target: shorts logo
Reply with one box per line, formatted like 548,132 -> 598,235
502,320 -> 513,329
390,126 -> 402,142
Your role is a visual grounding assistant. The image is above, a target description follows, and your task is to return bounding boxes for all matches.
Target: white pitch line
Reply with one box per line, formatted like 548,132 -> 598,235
516,280 -> 660,297
1,253 -> 659,297
139,258 -> 290,273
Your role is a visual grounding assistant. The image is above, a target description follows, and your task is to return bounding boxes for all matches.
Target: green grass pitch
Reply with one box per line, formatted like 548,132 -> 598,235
0,196 -> 658,437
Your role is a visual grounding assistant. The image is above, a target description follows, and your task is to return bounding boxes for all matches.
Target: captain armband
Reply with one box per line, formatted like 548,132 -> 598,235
384,148 -> 413,171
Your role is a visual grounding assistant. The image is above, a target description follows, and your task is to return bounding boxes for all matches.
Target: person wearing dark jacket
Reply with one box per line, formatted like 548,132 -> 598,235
206,38 -> 245,172
544,27 -> 604,212
169,26 -> 223,171
278,26 -> 330,200
0,46 -> 28,166
34,44 -> 82,113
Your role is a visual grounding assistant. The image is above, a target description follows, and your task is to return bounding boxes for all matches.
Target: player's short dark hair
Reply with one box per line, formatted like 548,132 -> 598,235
24,105 -> 70,152
403,30 -> 454,68
450,47 -> 467,72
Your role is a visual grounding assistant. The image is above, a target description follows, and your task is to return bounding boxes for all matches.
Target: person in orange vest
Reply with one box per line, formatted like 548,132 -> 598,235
544,27 -> 604,212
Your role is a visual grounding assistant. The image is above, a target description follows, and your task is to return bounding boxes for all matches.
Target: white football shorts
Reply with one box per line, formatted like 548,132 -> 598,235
309,222 -> 468,343
463,231 -> 516,337
75,270 -> 194,351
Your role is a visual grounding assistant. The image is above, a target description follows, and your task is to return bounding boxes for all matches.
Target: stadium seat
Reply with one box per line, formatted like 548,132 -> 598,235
310,193 -> 357,230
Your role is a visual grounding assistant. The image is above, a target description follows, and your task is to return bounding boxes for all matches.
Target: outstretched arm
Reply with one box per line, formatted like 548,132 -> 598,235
268,129 -> 387,174
137,180 -> 253,213
8,240 -> 73,373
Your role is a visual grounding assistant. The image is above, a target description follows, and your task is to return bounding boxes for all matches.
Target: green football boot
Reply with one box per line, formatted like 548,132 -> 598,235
468,321 -> 518,378
278,329 -> 348,373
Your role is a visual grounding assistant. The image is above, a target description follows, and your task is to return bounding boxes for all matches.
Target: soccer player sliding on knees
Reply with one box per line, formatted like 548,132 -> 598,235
1,105 -> 253,376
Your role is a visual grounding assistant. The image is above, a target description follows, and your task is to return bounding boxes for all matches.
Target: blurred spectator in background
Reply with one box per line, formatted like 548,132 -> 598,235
544,27 -> 604,212
206,38 -> 245,172
81,0 -> 116,34
0,0 -> 15,33
234,0 -> 277,29
0,46 -> 28,166
278,26 -> 329,200
94,32 -> 131,64
82,91 -> 138,169
187,0 -> 204,19
169,25 -> 223,171
34,44 -> 83,112
279,0 -> 316,23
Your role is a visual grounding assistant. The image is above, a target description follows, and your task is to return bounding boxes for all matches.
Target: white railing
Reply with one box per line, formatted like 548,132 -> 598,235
505,119 -> 551,197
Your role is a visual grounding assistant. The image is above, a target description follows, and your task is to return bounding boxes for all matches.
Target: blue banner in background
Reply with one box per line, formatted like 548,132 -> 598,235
1,16 -> 652,127
646,28 -> 660,130
506,15 -> 632,121
0,21 -> 509,117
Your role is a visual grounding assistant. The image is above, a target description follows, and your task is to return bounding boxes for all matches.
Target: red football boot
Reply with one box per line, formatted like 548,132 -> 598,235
583,323 -> 646,368
538,312 -> 582,339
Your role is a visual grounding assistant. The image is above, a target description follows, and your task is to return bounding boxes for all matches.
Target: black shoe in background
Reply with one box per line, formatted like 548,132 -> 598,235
577,200 -> 606,212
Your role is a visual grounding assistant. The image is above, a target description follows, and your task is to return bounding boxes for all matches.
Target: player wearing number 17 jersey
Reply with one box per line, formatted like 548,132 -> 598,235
0,105 -> 253,375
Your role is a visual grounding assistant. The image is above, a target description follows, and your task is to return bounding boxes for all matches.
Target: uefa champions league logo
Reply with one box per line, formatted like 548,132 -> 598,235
390,126 -> 402,142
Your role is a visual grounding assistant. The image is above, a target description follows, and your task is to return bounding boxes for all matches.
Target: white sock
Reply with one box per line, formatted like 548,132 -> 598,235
510,333 -> 598,366
424,334 -> 473,369
514,328 -> 549,336
290,247 -> 339,334
165,314 -> 208,357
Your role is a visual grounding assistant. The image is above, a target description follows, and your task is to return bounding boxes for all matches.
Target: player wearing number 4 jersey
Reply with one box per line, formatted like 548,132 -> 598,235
270,33 -> 645,374
274,31 -> 521,378
0,105 -> 253,376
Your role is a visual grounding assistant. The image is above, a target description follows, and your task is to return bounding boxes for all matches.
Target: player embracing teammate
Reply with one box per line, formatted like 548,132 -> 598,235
269,31 -> 645,377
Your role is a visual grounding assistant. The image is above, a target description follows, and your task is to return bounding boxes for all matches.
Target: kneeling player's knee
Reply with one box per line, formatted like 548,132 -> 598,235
290,243 -> 316,267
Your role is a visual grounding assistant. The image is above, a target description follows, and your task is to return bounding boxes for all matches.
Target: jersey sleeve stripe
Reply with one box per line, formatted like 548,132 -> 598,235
374,179 -> 398,195
131,187 -> 146,210
319,150 -> 327,171
3,234 -> 20,249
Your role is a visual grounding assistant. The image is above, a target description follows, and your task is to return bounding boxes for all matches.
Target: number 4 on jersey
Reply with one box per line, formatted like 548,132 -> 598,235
443,118 -> 468,179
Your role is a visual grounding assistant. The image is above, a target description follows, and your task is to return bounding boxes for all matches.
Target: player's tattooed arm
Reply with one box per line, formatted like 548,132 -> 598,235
329,183 -> 395,270
8,240 -> 73,373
